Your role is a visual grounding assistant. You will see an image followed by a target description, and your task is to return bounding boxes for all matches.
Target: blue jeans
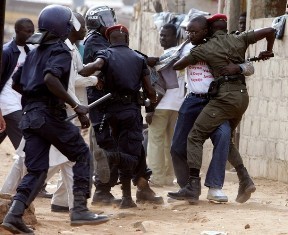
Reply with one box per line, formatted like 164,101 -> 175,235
170,94 -> 231,189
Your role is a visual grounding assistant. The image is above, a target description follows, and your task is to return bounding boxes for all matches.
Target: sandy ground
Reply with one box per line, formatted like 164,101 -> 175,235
1,136 -> 288,235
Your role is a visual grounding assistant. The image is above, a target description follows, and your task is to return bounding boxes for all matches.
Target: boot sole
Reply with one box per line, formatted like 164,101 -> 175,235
207,196 -> 228,203
167,194 -> 198,204
236,184 -> 256,203
1,223 -> 35,234
70,217 -> 109,226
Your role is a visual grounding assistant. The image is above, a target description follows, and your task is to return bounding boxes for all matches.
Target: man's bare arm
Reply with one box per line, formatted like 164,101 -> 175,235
79,58 -> 105,77
173,55 -> 192,70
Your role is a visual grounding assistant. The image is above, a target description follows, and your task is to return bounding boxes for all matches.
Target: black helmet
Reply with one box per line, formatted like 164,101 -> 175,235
85,5 -> 117,30
38,5 -> 78,40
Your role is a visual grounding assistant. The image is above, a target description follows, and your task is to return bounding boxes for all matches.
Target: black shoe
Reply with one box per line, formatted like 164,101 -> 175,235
71,192 -> 109,226
92,190 -> 121,205
236,167 -> 256,203
37,188 -> 53,199
167,176 -> 201,204
1,200 -> 34,234
51,204 -> 69,212
119,197 -> 137,209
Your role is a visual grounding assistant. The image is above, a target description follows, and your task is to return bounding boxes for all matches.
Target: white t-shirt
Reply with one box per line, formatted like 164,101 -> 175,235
156,47 -> 186,111
182,43 -> 214,94
0,46 -> 26,116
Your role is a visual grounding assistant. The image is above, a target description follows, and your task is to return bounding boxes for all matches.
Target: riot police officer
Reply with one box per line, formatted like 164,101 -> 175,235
84,6 -> 164,206
83,5 -> 120,205
81,24 -> 160,208
1,5 -> 108,234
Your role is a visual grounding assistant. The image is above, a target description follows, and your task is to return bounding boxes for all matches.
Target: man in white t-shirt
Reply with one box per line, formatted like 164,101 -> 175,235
0,18 -> 34,149
146,23 -> 186,186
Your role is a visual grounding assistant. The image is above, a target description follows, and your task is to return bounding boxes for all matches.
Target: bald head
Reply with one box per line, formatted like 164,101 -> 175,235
189,16 -> 208,30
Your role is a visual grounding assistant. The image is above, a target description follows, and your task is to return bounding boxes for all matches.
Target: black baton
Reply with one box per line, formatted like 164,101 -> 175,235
65,93 -> 112,122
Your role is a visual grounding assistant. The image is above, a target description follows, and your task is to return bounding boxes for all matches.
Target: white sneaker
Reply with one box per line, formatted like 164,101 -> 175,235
207,188 -> 228,203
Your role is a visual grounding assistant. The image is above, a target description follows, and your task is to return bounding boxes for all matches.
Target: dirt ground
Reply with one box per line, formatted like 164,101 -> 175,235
1,136 -> 288,235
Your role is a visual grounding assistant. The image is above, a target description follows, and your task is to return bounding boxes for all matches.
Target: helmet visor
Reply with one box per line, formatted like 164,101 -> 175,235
98,10 -> 116,27
70,10 -> 81,31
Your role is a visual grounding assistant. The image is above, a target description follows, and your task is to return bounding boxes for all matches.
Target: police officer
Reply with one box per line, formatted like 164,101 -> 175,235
84,6 -> 164,205
171,14 -> 275,203
83,5 -> 120,205
80,24 -> 159,208
1,5 -> 108,234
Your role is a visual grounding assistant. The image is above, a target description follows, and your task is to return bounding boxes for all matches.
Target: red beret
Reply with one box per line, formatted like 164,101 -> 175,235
207,13 -> 227,24
105,24 -> 129,39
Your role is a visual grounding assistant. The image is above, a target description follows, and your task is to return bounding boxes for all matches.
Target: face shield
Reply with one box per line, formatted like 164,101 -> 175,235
70,9 -> 81,31
97,9 -> 116,28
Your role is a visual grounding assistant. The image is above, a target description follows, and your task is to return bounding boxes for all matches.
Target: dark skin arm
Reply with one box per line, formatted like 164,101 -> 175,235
79,58 -> 105,77
174,27 -> 276,71
146,57 -> 159,67
173,54 -> 192,70
44,73 -> 89,128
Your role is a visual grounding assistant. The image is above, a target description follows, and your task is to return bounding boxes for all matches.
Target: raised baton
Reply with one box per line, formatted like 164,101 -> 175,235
65,93 -> 112,121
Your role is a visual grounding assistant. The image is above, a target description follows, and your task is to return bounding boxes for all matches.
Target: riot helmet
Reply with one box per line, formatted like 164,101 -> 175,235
85,5 -> 117,30
38,5 -> 80,40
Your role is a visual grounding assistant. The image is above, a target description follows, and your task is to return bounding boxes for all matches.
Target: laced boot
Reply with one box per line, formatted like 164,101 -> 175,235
136,177 -> 164,204
1,200 -> 34,234
92,186 -> 121,205
236,167 -> 256,203
70,191 -> 109,226
167,176 -> 201,204
119,179 -> 137,209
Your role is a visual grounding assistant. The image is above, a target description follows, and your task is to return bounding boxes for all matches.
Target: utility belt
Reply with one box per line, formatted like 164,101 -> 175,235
24,97 -> 67,119
186,92 -> 209,99
208,74 -> 246,97
216,74 -> 246,86
110,91 -> 147,106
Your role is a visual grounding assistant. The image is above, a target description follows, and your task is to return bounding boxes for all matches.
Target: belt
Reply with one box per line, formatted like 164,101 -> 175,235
187,92 -> 209,99
216,74 -> 245,86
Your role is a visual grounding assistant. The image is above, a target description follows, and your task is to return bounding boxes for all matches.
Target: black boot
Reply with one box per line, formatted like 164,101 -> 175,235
136,177 -> 164,204
1,200 -> 34,234
92,186 -> 121,205
70,192 -> 109,226
236,167 -> 256,203
119,180 -> 137,209
167,176 -> 201,204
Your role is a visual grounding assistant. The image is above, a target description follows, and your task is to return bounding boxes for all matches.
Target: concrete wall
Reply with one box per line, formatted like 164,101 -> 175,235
238,18 -> 288,183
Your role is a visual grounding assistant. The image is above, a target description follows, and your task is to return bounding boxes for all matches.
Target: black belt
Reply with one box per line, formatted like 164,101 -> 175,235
216,74 -> 245,86
187,92 -> 209,99
110,93 -> 138,104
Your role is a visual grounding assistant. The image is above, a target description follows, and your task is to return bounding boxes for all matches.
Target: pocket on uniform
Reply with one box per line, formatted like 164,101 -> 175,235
201,105 -> 220,119
19,111 -> 45,130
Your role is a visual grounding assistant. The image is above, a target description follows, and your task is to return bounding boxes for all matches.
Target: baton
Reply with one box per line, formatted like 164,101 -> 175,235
248,53 -> 274,62
65,93 -> 112,122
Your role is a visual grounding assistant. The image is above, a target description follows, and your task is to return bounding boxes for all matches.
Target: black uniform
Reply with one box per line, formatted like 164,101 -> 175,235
83,31 -> 119,194
13,40 -> 92,204
96,43 -> 150,181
